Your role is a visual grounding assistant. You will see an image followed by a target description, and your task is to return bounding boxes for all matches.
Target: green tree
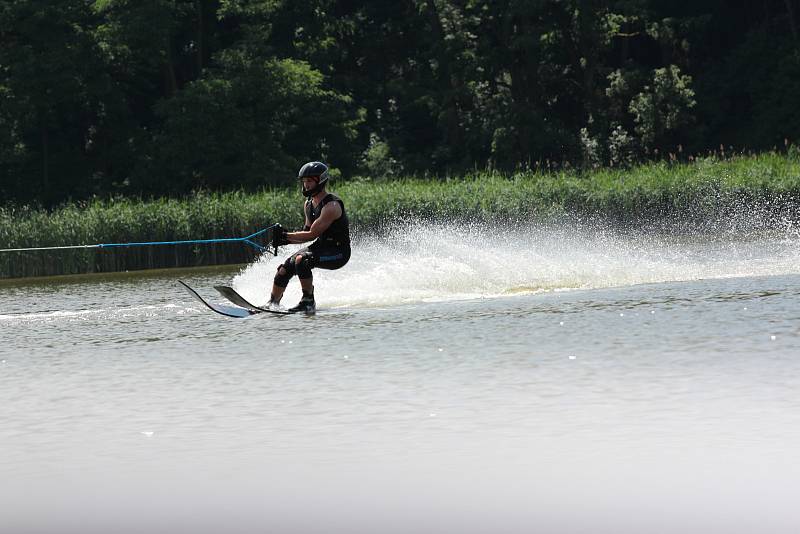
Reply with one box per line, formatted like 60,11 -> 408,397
94,0 -> 220,96
694,17 -> 800,150
628,65 -> 695,152
575,2 -> 699,165
141,50 -> 361,193
0,0 -> 122,204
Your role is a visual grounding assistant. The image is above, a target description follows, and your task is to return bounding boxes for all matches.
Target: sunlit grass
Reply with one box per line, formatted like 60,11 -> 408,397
2,152 -> 799,278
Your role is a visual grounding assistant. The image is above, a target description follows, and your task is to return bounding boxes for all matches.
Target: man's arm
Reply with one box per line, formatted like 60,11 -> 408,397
287,202 -> 342,243
302,201 -> 312,231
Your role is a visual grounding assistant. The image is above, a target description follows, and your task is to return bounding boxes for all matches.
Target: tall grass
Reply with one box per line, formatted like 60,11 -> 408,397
2,153 -> 799,278
343,152 -> 800,224
0,191 -> 300,278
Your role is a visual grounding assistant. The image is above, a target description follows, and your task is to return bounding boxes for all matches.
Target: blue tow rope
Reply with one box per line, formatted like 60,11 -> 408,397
0,225 -> 280,255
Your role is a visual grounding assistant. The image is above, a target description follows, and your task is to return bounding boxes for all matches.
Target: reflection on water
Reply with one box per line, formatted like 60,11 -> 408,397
2,228 -> 800,533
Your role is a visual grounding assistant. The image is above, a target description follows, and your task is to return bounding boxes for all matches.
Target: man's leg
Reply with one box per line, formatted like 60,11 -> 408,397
289,252 -> 316,313
270,267 -> 288,303
299,276 -> 313,296
295,252 -> 315,297
271,253 -> 302,303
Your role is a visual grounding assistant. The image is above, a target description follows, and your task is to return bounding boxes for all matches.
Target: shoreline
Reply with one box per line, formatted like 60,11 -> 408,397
2,153 -> 799,279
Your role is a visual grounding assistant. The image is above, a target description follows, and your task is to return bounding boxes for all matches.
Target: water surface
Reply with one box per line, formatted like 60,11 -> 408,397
2,224 -> 800,533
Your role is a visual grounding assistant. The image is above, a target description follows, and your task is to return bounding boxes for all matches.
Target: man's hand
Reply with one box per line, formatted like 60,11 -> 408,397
272,225 -> 290,249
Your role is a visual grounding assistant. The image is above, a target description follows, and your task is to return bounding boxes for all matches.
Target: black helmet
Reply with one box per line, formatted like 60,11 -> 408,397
298,161 -> 329,197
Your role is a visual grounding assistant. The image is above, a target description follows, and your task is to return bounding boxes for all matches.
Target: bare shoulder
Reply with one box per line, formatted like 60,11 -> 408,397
321,199 -> 342,218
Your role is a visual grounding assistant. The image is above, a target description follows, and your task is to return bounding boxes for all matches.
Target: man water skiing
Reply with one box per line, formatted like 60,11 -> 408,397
269,161 -> 351,314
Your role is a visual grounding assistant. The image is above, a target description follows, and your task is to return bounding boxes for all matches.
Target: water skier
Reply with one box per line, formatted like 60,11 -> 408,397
268,161 -> 351,314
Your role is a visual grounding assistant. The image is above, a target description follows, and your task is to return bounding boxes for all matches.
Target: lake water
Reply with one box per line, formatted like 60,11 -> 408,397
2,222 -> 800,533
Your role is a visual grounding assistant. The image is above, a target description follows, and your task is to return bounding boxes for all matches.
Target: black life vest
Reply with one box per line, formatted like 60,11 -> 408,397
305,193 -> 350,247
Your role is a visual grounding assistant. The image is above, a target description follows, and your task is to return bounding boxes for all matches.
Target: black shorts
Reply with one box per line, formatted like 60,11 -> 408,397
297,243 -> 351,271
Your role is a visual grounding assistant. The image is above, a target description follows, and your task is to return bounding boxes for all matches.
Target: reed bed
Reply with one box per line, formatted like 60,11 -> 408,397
0,191 -> 300,278
2,153 -> 799,278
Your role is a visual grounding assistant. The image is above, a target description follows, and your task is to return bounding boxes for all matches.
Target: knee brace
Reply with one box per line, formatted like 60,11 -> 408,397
295,251 -> 314,280
273,256 -> 296,288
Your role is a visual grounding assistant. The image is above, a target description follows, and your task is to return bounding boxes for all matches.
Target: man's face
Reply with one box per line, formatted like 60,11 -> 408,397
302,176 -> 319,190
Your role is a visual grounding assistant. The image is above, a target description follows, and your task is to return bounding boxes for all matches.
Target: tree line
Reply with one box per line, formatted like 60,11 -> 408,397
2,0 -> 799,207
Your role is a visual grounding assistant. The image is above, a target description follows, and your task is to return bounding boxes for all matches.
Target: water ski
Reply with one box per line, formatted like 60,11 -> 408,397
179,281 -> 294,318
179,280 -> 254,318
213,285 -> 294,315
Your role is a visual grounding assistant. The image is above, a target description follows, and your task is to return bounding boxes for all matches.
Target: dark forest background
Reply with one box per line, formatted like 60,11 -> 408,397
2,0 -> 799,207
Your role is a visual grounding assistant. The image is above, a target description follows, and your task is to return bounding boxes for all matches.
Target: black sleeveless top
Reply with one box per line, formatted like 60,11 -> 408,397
305,193 -> 350,248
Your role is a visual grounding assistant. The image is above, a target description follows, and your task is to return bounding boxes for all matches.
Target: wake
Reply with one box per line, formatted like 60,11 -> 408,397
232,220 -> 800,308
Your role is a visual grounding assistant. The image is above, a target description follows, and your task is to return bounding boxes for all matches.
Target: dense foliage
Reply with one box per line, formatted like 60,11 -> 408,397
2,1 -> 799,206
